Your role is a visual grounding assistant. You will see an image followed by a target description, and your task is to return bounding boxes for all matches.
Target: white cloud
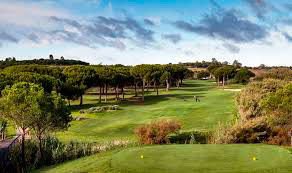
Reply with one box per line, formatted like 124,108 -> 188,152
0,1 -> 70,27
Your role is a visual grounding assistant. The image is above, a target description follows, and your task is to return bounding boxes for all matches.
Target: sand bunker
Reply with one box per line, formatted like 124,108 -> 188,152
223,89 -> 241,92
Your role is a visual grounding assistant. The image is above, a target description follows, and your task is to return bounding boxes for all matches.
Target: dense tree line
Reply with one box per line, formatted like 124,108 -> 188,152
0,57 -> 89,69
0,64 -> 193,105
206,61 -> 255,86
179,59 -> 243,68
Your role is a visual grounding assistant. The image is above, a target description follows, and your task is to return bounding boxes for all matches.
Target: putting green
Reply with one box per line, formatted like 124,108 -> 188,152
110,145 -> 292,173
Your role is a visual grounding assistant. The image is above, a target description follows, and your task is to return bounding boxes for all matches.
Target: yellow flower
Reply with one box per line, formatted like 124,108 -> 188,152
252,157 -> 256,161
141,155 -> 144,159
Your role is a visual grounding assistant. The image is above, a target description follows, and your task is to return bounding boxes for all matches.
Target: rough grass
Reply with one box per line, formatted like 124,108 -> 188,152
34,144 -> 292,173
56,80 -> 236,143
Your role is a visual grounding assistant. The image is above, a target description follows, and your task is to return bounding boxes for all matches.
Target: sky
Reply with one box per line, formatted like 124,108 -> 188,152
0,0 -> 292,66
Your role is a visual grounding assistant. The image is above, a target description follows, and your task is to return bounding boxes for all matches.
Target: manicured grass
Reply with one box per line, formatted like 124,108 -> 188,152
34,144 -> 292,173
56,80 -> 237,143
33,80 -> 292,173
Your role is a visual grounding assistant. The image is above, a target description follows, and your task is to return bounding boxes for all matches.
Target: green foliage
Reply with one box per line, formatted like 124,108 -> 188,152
197,71 -> 210,79
0,118 -> 7,139
9,140 -> 39,172
0,58 -> 89,69
260,68 -> 292,81
234,68 -> 255,83
0,82 -> 72,171
262,83 -> 292,113
237,79 -> 286,119
213,66 -> 237,81
0,82 -> 45,132
3,65 -> 64,80
62,66 -> 97,104
8,137 -> 101,172
130,64 -> 153,81
217,79 -> 292,145
80,105 -> 120,114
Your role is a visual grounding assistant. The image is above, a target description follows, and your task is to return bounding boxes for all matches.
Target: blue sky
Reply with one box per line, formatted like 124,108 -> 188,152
0,0 -> 292,66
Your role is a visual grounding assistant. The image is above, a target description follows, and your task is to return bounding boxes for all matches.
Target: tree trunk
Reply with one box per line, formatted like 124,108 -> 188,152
80,95 -> 83,105
134,83 -> 138,97
115,87 -> 118,101
142,80 -> 145,102
122,87 -> 125,100
21,130 -> 25,173
37,135 -> 43,162
146,82 -> 149,92
217,77 -> 220,87
180,79 -> 183,85
176,80 -> 180,88
166,80 -> 170,91
156,84 -> 159,96
99,87 -> 102,103
1,132 -> 4,140
105,84 -> 108,102
223,76 -> 225,89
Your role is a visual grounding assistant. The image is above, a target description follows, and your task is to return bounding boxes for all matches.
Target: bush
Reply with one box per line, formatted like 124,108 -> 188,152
210,118 -> 271,144
8,140 -> 38,172
168,131 -> 210,144
6,137 -> 133,172
135,119 -> 181,144
267,127 -> 290,145
235,79 -> 286,120
213,79 -> 292,145
261,68 -> 292,81
80,105 -> 120,114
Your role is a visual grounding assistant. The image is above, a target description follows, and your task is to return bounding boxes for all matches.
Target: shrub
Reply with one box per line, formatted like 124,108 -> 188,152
235,79 -> 286,120
80,105 -> 120,114
6,137 -> 133,172
168,131 -> 210,144
267,127 -> 290,145
209,122 -> 233,144
261,68 -> 292,81
135,119 -> 181,144
8,140 -> 38,172
214,80 -> 292,145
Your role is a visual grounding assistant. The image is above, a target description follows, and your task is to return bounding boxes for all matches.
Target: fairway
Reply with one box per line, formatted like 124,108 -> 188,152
31,80 -> 292,173
34,144 -> 292,173
56,80 -> 236,143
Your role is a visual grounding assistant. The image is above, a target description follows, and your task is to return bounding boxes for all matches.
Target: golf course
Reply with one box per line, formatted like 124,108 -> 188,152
57,80 -> 236,143
34,80 -> 292,172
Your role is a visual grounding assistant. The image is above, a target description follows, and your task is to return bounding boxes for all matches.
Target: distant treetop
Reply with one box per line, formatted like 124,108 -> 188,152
0,57 -> 90,69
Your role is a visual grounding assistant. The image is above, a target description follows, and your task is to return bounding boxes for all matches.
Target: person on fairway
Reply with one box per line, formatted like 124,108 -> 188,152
194,96 -> 200,102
